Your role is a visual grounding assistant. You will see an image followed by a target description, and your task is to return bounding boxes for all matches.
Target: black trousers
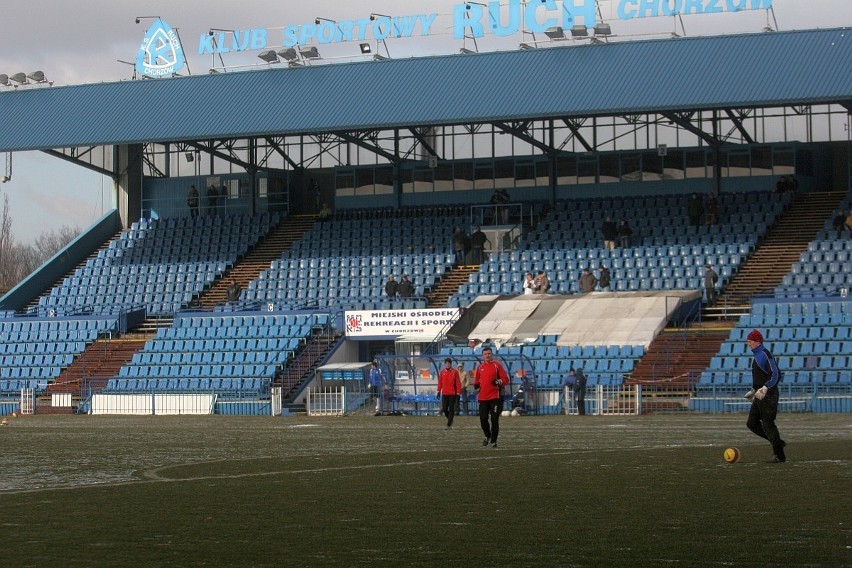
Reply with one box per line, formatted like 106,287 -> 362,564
479,398 -> 503,443
440,395 -> 459,427
575,389 -> 586,415
746,389 -> 785,455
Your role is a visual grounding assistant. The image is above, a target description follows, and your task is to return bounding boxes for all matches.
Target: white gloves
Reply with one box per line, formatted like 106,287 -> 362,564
754,386 -> 769,400
744,389 -> 755,400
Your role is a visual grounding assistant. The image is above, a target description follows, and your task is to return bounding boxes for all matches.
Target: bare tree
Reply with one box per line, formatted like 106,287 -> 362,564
0,193 -> 15,292
0,192 -> 80,293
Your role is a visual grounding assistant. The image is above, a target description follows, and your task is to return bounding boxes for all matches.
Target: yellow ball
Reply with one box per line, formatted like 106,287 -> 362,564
723,447 -> 741,463
11,412 -> 18,418
0,418 -> 8,426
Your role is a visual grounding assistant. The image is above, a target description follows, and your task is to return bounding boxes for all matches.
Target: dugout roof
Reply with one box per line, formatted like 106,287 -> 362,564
0,27 -> 850,153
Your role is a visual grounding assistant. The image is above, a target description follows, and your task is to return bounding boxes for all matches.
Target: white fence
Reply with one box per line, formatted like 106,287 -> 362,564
91,393 -> 216,415
562,385 -> 642,416
306,387 -> 346,416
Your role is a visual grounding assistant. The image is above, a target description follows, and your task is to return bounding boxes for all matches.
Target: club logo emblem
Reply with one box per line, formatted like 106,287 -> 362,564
136,19 -> 186,78
346,315 -> 363,333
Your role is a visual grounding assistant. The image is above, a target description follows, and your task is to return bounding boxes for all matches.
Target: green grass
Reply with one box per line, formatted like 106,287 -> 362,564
1,414 -> 850,567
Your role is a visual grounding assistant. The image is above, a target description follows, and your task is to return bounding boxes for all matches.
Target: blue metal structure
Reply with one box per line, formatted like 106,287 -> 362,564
0,28 -> 850,152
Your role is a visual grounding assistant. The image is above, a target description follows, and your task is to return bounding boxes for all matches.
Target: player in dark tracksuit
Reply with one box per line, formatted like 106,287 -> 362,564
745,330 -> 786,463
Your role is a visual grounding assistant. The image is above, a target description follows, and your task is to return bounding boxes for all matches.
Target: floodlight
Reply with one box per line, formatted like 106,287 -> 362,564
258,50 -> 279,63
594,23 -> 612,36
277,48 -> 298,61
459,47 -> 476,54
0,75 -> 8,86
27,71 -> 45,82
570,25 -> 588,37
9,72 -> 27,84
519,43 -> 536,50
359,43 -> 372,54
300,46 -> 320,59
544,26 -> 564,40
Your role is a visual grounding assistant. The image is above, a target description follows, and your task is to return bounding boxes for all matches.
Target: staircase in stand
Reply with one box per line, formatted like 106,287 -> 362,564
628,325 -> 733,389
40,336 -> 150,413
714,190 -> 846,310
426,265 -> 480,308
275,333 -> 342,411
196,215 -> 317,310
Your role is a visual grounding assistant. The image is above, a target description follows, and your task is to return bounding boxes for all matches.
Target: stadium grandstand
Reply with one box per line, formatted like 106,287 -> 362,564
0,25 -> 850,417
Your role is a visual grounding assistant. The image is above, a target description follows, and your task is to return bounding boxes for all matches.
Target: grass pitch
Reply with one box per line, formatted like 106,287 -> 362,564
1,413 -> 850,567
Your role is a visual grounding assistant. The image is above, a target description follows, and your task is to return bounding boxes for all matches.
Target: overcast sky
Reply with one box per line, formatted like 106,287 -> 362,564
0,0 -> 848,243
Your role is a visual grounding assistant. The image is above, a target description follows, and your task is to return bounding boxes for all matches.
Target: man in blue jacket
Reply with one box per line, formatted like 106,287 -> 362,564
744,330 -> 786,463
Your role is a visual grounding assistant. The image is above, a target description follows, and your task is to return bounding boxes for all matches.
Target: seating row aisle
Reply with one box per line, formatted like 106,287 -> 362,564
0,317 -> 118,386
115,312 -> 329,389
102,377 -> 266,397
448,190 -> 781,307
700,301 -> 852,386
776,238 -> 852,298
235,215 -> 463,311
36,212 -> 279,317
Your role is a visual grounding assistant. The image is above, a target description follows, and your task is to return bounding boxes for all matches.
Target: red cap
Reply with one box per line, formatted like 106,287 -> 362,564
747,329 -> 763,343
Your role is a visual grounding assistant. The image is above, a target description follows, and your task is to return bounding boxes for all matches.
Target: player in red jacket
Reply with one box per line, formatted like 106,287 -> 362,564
437,358 -> 462,428
474,346 -> 509,448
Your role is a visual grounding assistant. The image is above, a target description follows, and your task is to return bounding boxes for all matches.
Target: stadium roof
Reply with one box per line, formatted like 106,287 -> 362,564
0,27 -> 850,152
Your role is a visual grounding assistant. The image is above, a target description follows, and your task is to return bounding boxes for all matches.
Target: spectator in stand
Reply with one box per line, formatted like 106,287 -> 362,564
310,178 -> 321,211
617,218 -> 633,248
579,268 -> 597,293
187,184 -> 199,218
470,226 -> 490,265
453,226 -> 470,265
704,193 -> 718,226
398,275 -> 414,298
474,346 -> 509,448
597,265 -> 611,291
687,193 -> 703,227
226,278 -> 241,304
522,271 -> 535,295
533,270 -> 549,294
206,184 -> 218,215
601,216 -> 617,251
704,264 -> 719,307
317,203 -> 332,222
490,188 -> 510,224
846,209 -> 852,236
437,358 -> 462,429
385,275 -> 399,298
832,210 -> 847,238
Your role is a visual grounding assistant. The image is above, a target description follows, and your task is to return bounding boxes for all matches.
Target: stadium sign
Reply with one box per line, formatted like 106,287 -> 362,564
199,0 -> 773,55
136,19 -> 186,77
344,308 -> 461,341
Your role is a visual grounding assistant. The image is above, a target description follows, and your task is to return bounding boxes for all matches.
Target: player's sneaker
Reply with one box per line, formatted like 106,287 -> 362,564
491,442 -> 498,449
767,454 -> 786,463
482,438 -> 489,446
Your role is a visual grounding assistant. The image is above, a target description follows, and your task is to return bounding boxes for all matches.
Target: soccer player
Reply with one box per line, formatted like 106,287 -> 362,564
437,358 -> 462,429
474,346 -> 509,448
744,330 -> 786,463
